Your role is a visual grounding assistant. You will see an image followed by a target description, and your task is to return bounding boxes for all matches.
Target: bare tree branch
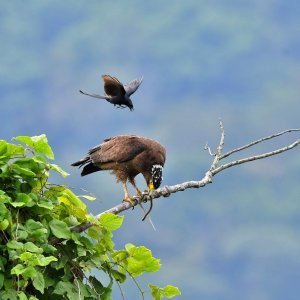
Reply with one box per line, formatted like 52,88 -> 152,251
213,139 -> 300,175
220,128 -> 300,159
71,122 -> 300,234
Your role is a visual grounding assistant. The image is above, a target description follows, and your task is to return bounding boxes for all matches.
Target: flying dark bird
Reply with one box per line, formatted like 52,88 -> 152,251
71,135 -> 166,204
79,75 -> 143,111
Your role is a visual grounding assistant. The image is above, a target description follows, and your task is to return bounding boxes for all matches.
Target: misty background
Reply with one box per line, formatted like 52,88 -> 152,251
1,1 -> 300,299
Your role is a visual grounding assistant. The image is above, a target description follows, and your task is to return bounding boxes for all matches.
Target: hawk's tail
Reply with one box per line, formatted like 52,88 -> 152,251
71,156 -> 89,167
71,157 -> 102,176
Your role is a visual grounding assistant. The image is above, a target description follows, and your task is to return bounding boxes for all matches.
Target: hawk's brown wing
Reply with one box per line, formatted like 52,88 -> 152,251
89,135 -> 147,164
101,75 -> 126,97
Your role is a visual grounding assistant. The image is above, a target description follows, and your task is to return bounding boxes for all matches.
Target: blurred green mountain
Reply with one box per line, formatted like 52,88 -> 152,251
1,1 -> 300,299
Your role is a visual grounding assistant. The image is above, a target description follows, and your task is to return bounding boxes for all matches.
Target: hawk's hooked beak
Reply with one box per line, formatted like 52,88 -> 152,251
148,180 -> 155,192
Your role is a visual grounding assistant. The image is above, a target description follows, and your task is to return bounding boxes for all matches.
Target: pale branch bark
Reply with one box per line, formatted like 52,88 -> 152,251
213,139 -> 300,175
71,123 -> 300,234
220,128 -> 300,159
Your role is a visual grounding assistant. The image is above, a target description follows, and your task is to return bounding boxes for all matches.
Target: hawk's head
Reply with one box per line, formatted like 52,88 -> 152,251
148,164 -> 164,191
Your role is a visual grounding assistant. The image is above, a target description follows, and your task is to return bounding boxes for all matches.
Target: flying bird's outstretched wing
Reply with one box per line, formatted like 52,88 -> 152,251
124,76 -> 143,96
102,75 -> 126,97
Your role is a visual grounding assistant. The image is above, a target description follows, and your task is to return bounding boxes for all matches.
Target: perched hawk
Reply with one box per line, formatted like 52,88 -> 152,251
79,75 -> 143,111
71,135 -> 166,203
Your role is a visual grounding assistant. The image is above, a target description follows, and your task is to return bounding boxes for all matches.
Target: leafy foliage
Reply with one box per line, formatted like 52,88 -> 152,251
0,135 -> 180,299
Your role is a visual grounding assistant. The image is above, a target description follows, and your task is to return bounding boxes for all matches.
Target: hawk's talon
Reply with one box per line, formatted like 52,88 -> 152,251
123,197 -> 138,207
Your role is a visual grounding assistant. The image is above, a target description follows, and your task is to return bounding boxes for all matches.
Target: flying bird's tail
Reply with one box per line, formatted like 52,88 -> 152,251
79,90 -> 108,100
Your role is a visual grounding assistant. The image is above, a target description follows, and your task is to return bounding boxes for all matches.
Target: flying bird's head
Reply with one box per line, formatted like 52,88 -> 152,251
148,164 -> 164,191
128,99 -> 134,111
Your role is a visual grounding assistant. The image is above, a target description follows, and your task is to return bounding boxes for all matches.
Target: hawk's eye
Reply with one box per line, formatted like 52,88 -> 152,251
151,165 -> 163,189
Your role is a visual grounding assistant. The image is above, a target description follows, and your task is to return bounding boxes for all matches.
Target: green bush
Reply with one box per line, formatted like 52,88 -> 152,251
0,134 -> 180,300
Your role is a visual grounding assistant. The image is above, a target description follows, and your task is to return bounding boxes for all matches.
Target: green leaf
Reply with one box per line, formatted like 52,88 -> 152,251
58,188 -> 86,211
18,292 -> 28,300
12,158 -> 41,176
125,243 -> 135,251
0,219 -> 9,230
87,227 -> 101,240
88,276 -> 104,294
19,252 -> 34,261
0,202 -> 10,220
13,135 -> 54,159
7,240 -> 24,250
0,140 -> 7,156
99,213 -> 124,231
111,250 -> 128,264
49,219 -> 71,239
162,285 -> 181,298
0,289 -> 18,300
11,193 -> 34,208
42,244 -> 57,254
13,225 -> 28,241
32,155 -> 47,164
48,163 -> 69,177
126,245 -> 161,277
0,140 -> 24,165
25,220 -> 48,242
149,284 -> 181,299
24,242 -> 43,254
149,284 -> 161,300
11,264 -> 36,278
35,255 -> 57,266
53,281 -> 75,295
36,200 -> 53,210
19,252 -> 57,267
101,287 -> 112,300
79,195 -> 96,201
110,269 -> 126,283
32,271 -> 45,294
58,189 -> 88,221
10,164 -> 36,177
25,219 -> 45,233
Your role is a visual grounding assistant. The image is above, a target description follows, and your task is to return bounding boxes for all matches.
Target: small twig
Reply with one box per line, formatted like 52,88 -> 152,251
220,128 -> 300,160
209,120 -> 225,172
73,272 -> 81,298
213,138 -> 300,175
112,261 -> 145,300
116,280 -> 125,300
204,142 -> 214,156
14,210 -> 20,240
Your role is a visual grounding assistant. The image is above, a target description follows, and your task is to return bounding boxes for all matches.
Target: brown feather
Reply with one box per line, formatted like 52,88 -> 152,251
72,135 -> 166,200
101,75 -> 125,97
